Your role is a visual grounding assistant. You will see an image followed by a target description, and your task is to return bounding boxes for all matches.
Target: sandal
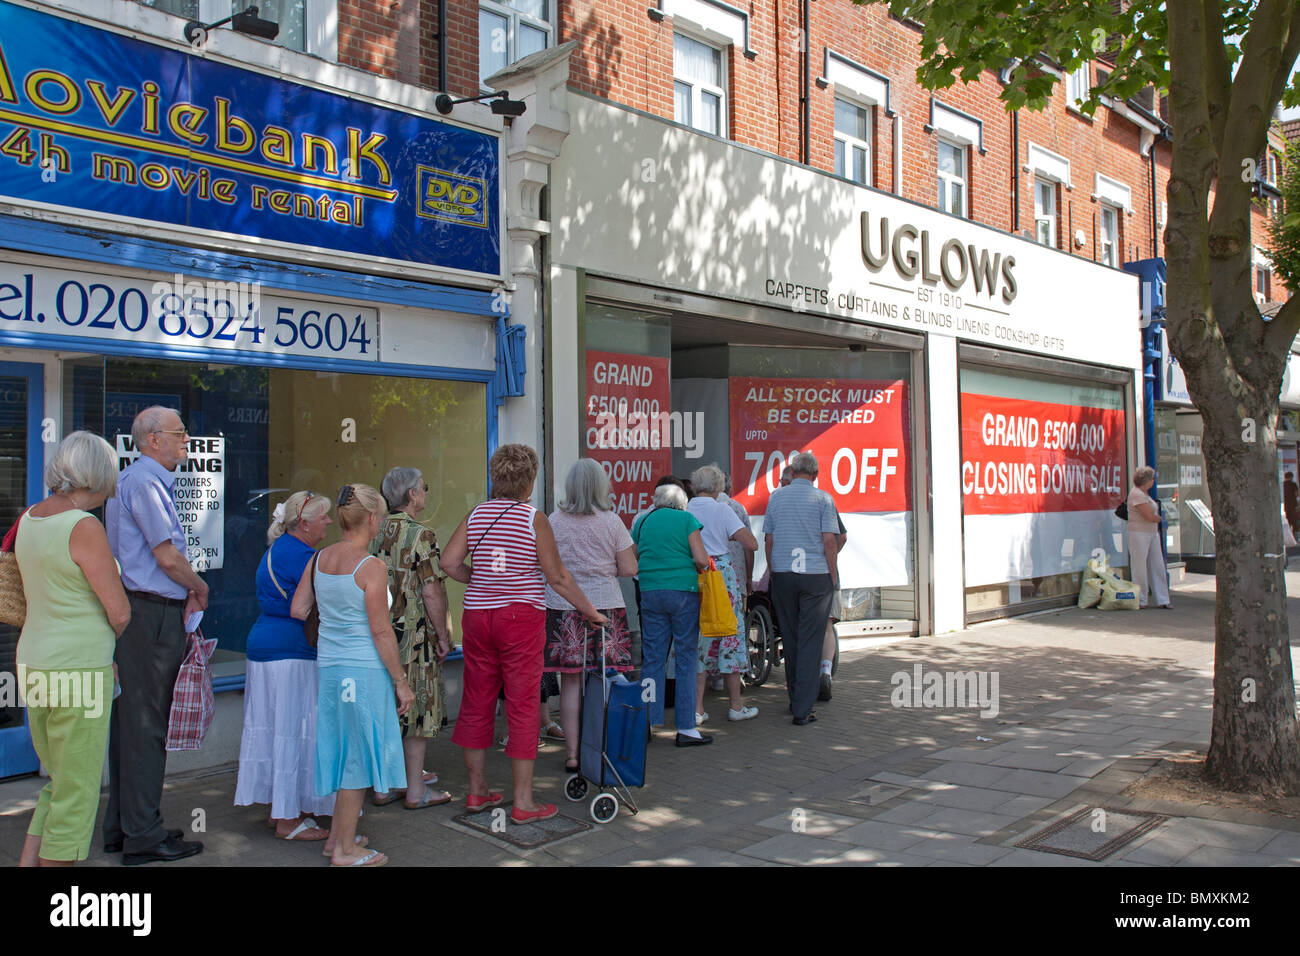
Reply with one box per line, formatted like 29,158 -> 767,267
322,835 -> 370,857
404,789 -> 453,809
278,817 -> 327,841
541,720 -> 566,741
372,771 -> 438,806
330,848 -> 387,867
564,757 -> 580,774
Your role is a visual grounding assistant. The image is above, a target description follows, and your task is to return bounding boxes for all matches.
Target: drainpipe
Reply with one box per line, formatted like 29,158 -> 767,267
436,0 -> 448,92
1148,127 -> 1169,258
1011,110 -> 1020,234
801,0 -> 810,164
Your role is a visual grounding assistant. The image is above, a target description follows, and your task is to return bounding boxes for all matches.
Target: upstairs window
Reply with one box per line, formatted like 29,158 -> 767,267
937,139 -> 966,217
138,1 -> 314,54
1099,204 -> 1119,267
1034,179 -> 1057,247
673,33 -> 726,137
834,98 -> 871,185
1065,62 -> 1090,109
480,0 -> 551,85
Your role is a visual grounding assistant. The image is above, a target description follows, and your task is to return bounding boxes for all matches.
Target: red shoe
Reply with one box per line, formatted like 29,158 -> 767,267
510,803 -> 558,824
465,791 -> 504,814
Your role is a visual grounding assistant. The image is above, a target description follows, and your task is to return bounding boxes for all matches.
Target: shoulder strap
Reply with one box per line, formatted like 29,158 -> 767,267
265,546 -> 288,600
470,500 -> 525,559
632,507 -> 662,547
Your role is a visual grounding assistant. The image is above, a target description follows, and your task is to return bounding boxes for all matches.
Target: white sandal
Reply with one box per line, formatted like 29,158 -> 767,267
278,817 -> 326,840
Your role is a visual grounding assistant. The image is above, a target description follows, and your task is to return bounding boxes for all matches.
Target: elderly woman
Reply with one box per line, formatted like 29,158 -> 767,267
687,464 -> 759,723
440,444 -> 605,824
16,432 -> 130,866
370,467 -> 453,809
544,459 -> 637,774
1127,466 -> 1172,609
292,484 -> 413,866
235,491 -> 335,840
632,482 -> 711,746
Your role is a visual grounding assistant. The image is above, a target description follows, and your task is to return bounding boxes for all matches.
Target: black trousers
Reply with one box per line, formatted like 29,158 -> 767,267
770,572 -> 833,720
103,595 -> 186,853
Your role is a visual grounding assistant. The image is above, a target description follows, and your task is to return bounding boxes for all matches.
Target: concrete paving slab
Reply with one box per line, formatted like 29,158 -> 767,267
737,833 -> 859,865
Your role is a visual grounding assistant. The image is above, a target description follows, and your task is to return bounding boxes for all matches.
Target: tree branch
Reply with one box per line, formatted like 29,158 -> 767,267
1265,293 -> 1300,360
1202,0 -> 1232,150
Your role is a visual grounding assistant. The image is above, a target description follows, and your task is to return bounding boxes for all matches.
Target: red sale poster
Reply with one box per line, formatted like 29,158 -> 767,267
728,377 -> 910,515
584,351 -> 672,525
960,393 -> 1126,515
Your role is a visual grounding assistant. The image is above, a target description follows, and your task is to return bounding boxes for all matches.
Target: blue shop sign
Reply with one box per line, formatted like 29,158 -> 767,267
0,0 -> 500,276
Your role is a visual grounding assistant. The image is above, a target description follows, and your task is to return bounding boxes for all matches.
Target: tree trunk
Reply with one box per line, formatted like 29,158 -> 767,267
1199,378 -> 1300,793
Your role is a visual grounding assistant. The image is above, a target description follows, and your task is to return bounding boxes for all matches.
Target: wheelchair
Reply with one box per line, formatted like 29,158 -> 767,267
744,589 -> 839,687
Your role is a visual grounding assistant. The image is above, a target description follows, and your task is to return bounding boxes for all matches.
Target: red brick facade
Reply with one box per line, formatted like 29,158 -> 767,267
331,0 -> 1283,304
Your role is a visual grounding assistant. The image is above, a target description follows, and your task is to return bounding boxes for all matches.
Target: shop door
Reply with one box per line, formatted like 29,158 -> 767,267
0,362 -> 44,779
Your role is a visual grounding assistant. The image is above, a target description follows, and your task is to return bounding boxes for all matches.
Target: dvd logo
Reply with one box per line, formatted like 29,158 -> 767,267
416,166 -> 486,226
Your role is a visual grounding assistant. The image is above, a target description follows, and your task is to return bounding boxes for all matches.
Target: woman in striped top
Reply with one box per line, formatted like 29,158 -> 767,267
440,444 -> 605,824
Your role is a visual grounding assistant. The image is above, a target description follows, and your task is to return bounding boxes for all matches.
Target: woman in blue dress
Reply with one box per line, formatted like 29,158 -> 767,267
293,484 -> 413,867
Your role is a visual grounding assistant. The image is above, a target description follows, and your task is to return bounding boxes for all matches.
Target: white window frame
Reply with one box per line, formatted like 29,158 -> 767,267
479,0 -> 554,86
1099,203 -> 1119,267
1034,178 -> 1057,248
1065,61 -> 1090,111
673,31 -> 728,138
192,1 -> 335,58
833,96 -> 872,186
936,137 -> 967,218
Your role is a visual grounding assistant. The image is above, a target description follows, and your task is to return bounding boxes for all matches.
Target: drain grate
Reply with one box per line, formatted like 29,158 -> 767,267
452,805 -> 592,849
1015,806 -> 1167,861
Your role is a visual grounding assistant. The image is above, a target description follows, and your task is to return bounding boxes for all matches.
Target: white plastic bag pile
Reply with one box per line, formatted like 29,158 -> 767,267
1077,555 -> 1139,611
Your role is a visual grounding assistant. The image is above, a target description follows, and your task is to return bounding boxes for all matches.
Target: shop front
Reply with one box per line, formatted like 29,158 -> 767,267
548,92 -> 1142,636
0,1 -> 521,777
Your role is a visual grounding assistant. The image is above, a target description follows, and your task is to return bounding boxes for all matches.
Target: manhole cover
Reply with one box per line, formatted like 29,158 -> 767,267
1015,806 -> 1167,861
452,806 -> 592,849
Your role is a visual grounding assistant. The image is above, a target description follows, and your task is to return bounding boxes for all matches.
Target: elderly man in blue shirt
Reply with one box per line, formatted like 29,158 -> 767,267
103,406 -> 209,865
763,452 -> 840,725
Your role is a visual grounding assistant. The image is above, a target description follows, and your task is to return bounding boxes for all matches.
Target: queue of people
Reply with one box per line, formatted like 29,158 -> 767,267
9,406 -> 846,868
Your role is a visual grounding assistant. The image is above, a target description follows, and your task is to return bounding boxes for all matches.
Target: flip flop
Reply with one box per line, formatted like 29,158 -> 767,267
404,789 -> 453,809
278,817 -> 327,841
330,848 -> 387,867
321,835 -> 370,857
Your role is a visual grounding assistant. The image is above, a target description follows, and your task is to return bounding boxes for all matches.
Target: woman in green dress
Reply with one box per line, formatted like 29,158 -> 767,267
370,467 -> 454,808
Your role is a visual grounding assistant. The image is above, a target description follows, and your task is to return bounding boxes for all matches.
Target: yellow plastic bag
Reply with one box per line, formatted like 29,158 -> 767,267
1077,576 -> 1103,609
698,557 -> 738,637
1098,578 -> 1140,611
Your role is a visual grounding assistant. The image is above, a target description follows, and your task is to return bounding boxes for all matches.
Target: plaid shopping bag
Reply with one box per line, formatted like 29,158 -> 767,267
166,629 -> 218,751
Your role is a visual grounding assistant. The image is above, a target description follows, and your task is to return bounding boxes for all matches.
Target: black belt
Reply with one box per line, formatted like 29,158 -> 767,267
127,589 -> 186,608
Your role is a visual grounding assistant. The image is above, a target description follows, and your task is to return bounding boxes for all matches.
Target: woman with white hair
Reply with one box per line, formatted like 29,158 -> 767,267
632,481 -> 712,746
16,431 -> 130,866
235,490 -> 337,840
687,464 -> 759,723
544,459 -> 638,773
1126,466 -> 1171,609
370,466 -> 453,808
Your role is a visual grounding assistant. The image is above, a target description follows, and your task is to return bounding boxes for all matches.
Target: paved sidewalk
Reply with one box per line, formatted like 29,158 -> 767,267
3,570 -> 1297,867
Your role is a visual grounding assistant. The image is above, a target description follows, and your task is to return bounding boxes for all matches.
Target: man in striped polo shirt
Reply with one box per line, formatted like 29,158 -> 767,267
763,452 -> 840,725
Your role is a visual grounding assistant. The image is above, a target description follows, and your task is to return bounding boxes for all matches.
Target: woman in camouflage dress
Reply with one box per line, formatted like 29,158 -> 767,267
370,467 -> 454,809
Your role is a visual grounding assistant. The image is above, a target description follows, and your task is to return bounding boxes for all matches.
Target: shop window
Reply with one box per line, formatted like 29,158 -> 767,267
1099,204 -> 1120,267
834,97 -> 872,186
65,357 -> 488,675
937,139 -> 966,218
1034,179 -> 1057,248
959,365 -> 1129,621
479,0 -> 551,84
674,33 -> 727,137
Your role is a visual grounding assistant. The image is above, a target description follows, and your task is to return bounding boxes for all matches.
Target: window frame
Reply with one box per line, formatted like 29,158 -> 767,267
478,0 -> 554,86
1098,203 -> 1119,267
672,30 -> 729,138
151,1 -> 335,58
1065,61 -> 1090,111
833,95 -> 872,186
936,137 -> 967,218
1034,178 -> 1057,248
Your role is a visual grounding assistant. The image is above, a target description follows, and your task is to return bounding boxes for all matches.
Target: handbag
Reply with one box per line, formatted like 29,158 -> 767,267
0,508 -> 30,628
266,545 -> 320,646
165,627 -> 218,751
698,557 -> 738,638
1114,501 -> 1128,521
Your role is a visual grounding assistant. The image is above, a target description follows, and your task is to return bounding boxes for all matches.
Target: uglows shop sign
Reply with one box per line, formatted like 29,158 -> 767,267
860,213 -> 1018,305
0,0 -> 500,275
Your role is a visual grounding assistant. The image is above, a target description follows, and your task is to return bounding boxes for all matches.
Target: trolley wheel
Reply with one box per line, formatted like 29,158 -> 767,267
565,774 -> 588,802
590,793 -> 618,824
745,604 -> 773,686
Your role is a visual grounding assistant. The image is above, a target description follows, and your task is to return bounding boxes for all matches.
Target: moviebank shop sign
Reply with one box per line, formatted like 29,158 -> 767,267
0,0 -> 500,276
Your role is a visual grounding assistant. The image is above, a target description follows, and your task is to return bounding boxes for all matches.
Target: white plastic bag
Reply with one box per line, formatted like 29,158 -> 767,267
1098,578 -> 1140,611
